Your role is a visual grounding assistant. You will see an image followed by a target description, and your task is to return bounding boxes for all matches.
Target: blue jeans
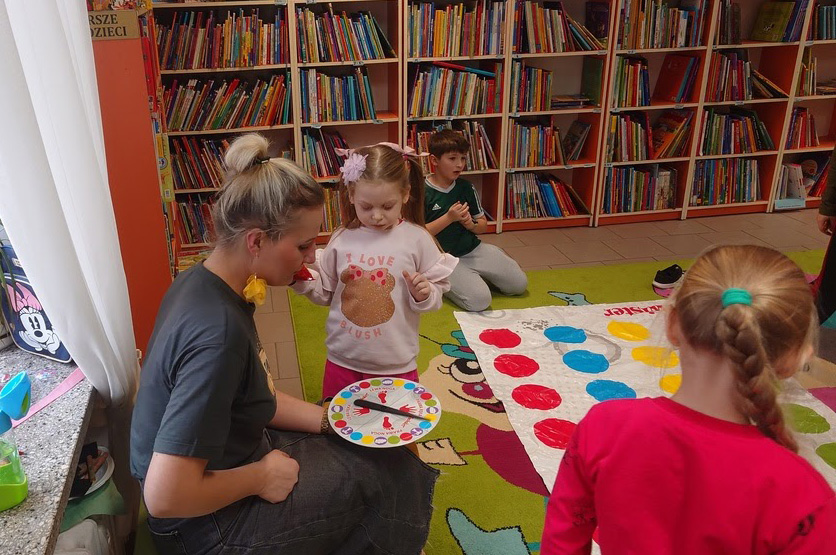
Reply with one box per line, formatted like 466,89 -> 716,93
146,431 -> 438,554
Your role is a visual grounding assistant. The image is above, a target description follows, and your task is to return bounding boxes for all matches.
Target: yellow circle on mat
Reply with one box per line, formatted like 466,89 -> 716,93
394,379 -> 405,387
660,374 -> 682,394
333,398 -> 346,406
632,346 -> 679,368
607,321 -> 651,341
361,436 -> 374,445
425,414 -> 436,421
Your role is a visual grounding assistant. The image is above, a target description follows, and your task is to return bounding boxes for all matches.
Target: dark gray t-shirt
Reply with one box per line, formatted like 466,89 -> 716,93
130,263 -> 277,481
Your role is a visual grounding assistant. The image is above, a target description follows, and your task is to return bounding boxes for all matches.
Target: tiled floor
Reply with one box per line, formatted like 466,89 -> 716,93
259,209 -> 831,396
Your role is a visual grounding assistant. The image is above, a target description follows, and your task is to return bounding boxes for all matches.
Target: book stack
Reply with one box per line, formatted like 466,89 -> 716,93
618,0 -> 706,49
407,121 -> 499,173
512,0 -> 605,53
785,107 -> 820,149
407,1 -> 505,57
651,54 -> 699,103
562,120 -> 592,161
816,78 -> 836,96
550,94 -> 591,109
651,109 -> 694,159
691,158 -> 760,205
612,56 -> 650,107
156,9 -> 289,70
164,74 -> 291,131
408,63 -> 502,117
602,165 -> 677,213
176,195 -> 216,245
321,187 -> 343,232
750,0 -> 809,43
698,107 -> 774,155
716,0 -> 741,44
505,173 -> 584,219
814,4 -> 836,39
706,51 -> 787,101
508,121 -> 565,167
301,67 -> 376,123
798,48 -> 816,96
607,113 -> 652,162
171,136 -> 229,190
510,61 -> 553,112
301,129 -> 350,178
295,7 -> 395,63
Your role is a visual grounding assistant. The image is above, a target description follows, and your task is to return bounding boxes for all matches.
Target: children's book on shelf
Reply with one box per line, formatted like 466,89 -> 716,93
510,61 -> 553,113
793,151 -> 832,197
652,54 -> 699,104
698,106 -> 774,155
717,0 -> 742,44
561,120 -> 592,161
176,194 -> 216,245
814,4 -> 836,40
580,57 -> 604,106
584,1 -> 610,44
607,112 -> 653,162
512,1 -> 605,53
302,128 -> 349,178
505,172 -> 585,219
776,162 -> 806,208
785,107 -> 820,149
692,157 -> 760,205
407,120 -> 498,173
301,67 -> 376,123
407,1 -> 505,58
550,94 -> 591,109
651,109 -> 694,159
409,63 -> 502,117
508,120 -> 566,167
602,164 -> 677,213
618,0 -> 707,49
798,47 -> 816,95
296,6 -> 396,63
612,56 -> 650,107
321,187 -> 343,232
156,8 -> 289,70
749,1 -> 796,42
171,136 -> 229,190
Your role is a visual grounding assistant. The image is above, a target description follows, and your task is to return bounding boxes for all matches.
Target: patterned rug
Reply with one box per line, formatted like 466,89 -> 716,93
289,251 -> 827,555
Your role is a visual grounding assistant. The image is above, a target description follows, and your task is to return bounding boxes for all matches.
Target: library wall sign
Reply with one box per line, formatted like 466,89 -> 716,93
88,11 -> 139,41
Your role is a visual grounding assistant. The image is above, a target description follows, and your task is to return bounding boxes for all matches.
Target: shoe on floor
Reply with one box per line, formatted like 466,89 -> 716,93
653,264 -> 684,290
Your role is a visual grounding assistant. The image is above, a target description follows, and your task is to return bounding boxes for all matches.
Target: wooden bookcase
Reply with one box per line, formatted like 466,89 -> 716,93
146,0 -> 834,267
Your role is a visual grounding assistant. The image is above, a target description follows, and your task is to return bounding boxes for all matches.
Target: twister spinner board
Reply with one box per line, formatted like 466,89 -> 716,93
328,378 -> 441,447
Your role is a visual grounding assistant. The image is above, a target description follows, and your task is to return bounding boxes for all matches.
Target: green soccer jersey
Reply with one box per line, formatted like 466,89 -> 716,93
424,176 -> 484,257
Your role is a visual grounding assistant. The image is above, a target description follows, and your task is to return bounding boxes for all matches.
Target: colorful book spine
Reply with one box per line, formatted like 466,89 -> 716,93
508,121 -> 565,167
407,121 -> 498,174
301,67 -> 376,123
321,187 -> 343,232
618,0 -> 706,49
408,1 -> 505,57
408,64 -> 500,117
815,5 -> 836,40
175,194 -> 216,245
785,107 -> 820,149
504,172 -> 583,219
509,61 -> 553,113
602,165 -> 677,213
698,107 -> 774,155
296,7 -> 395,63
612,56 -> 650,107
156,9 -> 289,70
301,128 -> 350,178
607,113 -> 653,162
512,0 -> 605,53
171,136 -> 229,190
691,158 -> 760,205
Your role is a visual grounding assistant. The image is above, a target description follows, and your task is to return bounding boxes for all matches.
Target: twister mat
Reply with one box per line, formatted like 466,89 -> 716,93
455,301 -> 836,491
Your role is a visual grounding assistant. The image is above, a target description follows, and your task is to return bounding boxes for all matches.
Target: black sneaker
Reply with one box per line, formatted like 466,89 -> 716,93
653,264 -> 684,289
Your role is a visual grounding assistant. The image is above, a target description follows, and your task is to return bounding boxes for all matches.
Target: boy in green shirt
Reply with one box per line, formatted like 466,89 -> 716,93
424,130 -> 527,311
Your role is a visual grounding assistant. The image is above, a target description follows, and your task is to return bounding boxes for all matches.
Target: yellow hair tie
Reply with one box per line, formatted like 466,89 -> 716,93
243,274 -> 268,306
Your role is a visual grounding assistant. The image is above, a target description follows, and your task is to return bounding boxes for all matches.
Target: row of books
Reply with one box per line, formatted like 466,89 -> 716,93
618,0 -> 706,50
813,4 -> 836,40
698,107 -> 774,155
705,51 -> 787,101
509,61 -> 552,113
507,121 -> 566,167
321,188 -> 343,233
750,0 -> 808,43
301,67 -> 376,123
798,49 -> 816,96
301,128 -> 349,178
607,109 -> 693,162
156,9 -> 289,70
407,121 -> 499,174
407,1 -> 505,58
176,195 -> 216,245
716,0 -> 741,45
612,56 -> 650,107
785,107 -> 820,149
408,63 -> 502,117
504,173 -> 585,219
512,1 -> 605,53
171,136 -> 228,190
651,109 -> 693,159
295,7 -> 395,63
602,164 -> 677,214
163,75 -> 291,132
690,158 -> 760,206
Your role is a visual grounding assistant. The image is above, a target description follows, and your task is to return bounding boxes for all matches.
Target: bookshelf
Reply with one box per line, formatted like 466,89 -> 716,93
142,0 -> 836,267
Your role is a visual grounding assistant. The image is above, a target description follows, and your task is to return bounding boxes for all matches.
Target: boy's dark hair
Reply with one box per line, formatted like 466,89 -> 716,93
428,129 -> 470,157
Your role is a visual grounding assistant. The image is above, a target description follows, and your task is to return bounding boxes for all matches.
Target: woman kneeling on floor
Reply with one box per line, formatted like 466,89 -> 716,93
130,133 -> 438,555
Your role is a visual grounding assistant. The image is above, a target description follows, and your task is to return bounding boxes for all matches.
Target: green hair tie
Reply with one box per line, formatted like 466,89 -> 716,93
721,288 -> 752,307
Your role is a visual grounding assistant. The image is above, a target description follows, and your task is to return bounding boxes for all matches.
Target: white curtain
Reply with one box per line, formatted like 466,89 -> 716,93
0,1 -> 138,406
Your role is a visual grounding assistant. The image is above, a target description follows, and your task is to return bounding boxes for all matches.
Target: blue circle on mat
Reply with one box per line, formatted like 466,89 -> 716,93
340,391 -> 353,399
404,382 -> 416,390
419,421 -> 432,429
544,326 -> 587,343
564,350 -> 610,373
350,432 -> 363,441
586,380 -> 636,401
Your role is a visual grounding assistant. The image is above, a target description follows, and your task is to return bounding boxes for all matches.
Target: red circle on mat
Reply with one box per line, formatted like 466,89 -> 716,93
359,381 -> 370,389
334,420 -> 347,428
494,354 -> 540,377
479,328 -> 522,348
512,384 -> 562,410
420,393 -> 432,400
400,433 -> 413,441
534,418 -> 576,449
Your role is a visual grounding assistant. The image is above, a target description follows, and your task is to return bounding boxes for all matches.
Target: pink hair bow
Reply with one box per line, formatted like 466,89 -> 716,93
334,142 -> 429,160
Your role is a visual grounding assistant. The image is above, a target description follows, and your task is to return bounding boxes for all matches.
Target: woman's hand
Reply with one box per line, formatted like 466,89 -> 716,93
256,450 -> 299,503
817,213 -> 836,235
403,270 -> 431,302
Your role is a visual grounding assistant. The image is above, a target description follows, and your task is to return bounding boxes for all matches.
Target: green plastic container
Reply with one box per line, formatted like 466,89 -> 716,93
0,413 -> 28,511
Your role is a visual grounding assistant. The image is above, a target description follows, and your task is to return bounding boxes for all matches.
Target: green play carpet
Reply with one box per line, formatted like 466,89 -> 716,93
288,251 -> 825,555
